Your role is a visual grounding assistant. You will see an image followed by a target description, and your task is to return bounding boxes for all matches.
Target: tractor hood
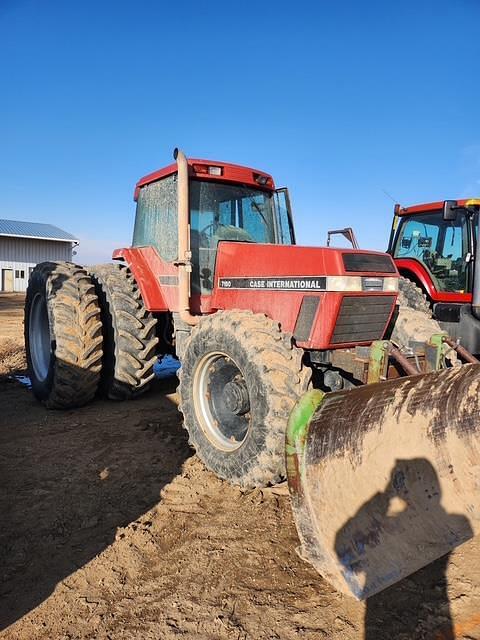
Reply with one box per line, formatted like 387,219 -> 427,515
211,242 -> 399,350
212,242 -> 397,294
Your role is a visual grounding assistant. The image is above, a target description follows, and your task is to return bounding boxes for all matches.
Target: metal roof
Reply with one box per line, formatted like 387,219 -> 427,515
0,219 -> 77,243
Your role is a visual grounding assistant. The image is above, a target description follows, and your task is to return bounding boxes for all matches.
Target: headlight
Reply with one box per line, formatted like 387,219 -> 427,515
325,275 -> 399,292
326,276 -> 363,292
383,277 -> 399,292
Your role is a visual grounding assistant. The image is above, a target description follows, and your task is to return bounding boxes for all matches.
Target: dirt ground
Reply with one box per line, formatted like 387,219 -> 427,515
0,294 -> 26,377
2,293 -> 480,639
0,294 -> 25,340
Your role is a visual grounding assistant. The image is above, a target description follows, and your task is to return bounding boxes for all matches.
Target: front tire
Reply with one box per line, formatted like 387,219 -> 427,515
25,262 -> 103,408
178,310 -> 311,488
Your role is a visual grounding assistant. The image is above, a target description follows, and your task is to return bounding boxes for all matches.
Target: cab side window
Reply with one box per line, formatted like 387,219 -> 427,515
133,175 -> 178,262
394,212 -> 468,293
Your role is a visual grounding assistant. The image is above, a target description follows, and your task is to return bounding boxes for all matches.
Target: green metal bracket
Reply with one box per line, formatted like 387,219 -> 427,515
367,340 -> 390,384
286,389 -> 325,493
425,333 -> 447,371
286,389 -> 325,459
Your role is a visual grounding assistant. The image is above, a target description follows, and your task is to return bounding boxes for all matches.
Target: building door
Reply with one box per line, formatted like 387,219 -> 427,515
2,269 -> 14,292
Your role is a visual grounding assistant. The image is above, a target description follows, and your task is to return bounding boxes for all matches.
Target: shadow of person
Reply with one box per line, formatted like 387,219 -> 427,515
334,458 -> 473,640
0,371 -> 191,631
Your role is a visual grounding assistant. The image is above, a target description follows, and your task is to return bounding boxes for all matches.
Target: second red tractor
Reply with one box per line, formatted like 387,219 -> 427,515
388,198 -> 480,354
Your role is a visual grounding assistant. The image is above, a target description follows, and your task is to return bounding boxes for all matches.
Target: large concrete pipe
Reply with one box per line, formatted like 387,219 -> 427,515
286,364 -> 480,599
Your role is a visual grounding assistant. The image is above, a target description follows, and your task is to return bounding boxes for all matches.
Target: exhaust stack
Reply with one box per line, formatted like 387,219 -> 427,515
174,148 -> 199,326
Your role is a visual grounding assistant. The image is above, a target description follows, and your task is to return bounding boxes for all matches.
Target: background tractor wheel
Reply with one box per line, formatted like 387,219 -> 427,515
397,276 -> 431,315
24,261 -> 103,409
89,263 -> 158,400
178,310 -> 311,488
389,276 -> 457,362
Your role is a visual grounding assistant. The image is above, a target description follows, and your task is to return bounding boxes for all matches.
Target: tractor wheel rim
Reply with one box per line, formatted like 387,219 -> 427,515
29,292 -> 51,382
193,351 -> 251,452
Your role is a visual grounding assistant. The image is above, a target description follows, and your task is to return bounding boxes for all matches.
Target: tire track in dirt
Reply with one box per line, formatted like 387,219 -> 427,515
2,293 -> 480,639
3,376 -> 480,639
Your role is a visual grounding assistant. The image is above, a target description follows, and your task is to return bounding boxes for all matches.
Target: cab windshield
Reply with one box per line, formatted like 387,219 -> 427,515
190,180 -> 277,294
133,176 -> 294,294
393,210 -> 470,293
190,180 -> 275,245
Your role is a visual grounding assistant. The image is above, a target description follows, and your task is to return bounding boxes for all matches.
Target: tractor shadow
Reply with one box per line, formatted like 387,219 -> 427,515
335,458 -> 473,640
0,292 -> 25,312
0,368 -> 191,631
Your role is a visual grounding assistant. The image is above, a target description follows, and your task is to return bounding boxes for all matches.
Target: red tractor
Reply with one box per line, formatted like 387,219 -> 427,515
25,149 -> 407,487
387,198 -> 480,353
24,150 -> 480,599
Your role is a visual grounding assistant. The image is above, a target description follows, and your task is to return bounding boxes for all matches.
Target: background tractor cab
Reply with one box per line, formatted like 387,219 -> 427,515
387,198 -> 480,352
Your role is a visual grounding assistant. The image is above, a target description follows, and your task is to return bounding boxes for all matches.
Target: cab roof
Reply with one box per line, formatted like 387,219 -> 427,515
397,198 -> 480,216
134,158 -> 275,201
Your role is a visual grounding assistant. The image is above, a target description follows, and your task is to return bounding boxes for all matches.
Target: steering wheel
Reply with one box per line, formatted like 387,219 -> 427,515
199,222 -> 255,244
200,222 -> 220,238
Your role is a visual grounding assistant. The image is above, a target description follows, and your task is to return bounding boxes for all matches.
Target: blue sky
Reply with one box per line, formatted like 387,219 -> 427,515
1,0 -> 479,263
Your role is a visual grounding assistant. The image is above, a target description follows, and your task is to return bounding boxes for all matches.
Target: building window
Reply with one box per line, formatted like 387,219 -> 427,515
15,270 -> 25,279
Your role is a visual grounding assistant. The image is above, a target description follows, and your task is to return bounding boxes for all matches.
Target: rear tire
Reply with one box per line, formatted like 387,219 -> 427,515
178,310 -> 311,488
89,263 -> 158,400
391,276 -> 447,352
25,261 -> 103,409
397,276 -> 431,315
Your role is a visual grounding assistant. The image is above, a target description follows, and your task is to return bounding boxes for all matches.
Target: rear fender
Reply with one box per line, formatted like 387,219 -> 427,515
395,259 -> 472,304
394,259 -> 436,299
112,247 -> 175,312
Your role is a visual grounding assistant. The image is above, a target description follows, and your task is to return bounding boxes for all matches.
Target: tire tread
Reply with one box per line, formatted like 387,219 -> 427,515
25,261 -> 103,409
178,310 -> 310,488
89,263 -> 158,400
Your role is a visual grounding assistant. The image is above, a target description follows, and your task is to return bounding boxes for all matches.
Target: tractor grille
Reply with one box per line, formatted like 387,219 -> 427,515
331,295 -> 395,344
342,253 -> 396,273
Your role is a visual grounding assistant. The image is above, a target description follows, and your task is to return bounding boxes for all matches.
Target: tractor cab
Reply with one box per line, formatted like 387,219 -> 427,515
113,149 -> 399,352
132,159 -> 295,294
388,200 -> 480,296
388,198 -> 480,353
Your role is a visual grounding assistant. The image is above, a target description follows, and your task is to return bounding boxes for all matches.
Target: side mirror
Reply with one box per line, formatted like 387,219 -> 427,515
443,200 -> 458,221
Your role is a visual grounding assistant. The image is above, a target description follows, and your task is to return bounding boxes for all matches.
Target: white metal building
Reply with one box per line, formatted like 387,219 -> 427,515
0,219 -> 78,292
